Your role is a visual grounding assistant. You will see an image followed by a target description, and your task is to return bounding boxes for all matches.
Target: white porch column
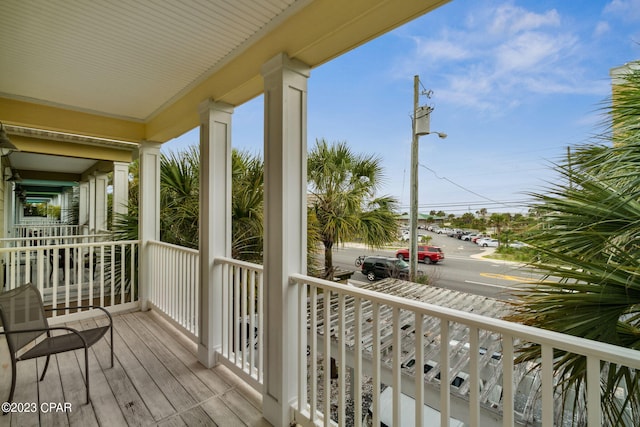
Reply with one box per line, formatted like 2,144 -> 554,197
78,181 -> 89,229
88,175 -> 96,232
94,172 -> 108,231
261,53 -> 309,427
112,161 -> 129,221
197,100 -> 233,368
138,141 -> 161,311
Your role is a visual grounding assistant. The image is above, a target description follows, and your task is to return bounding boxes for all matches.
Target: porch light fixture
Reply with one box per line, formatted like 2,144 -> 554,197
0,122 -> 19,156
8,169 -> 22,182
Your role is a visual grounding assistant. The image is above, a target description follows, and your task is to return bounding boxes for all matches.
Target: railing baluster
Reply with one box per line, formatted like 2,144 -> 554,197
297,278 -> 307,415
503,334 -> 515,427
257,269 -> 264,383
323,289 -> 331,427
64,247 -> 70,313
109,243 -> 115,306
372,302 -> 380,427
51,248 -> 58,314
392,306 -> 401,427
542,344 -> 554,426
37,248 -> 44,290
234,265 -> 241,364
415,312 -> 424,427
469,325 -> 480,426
76,246 -> 82,311
131,242 -> 136,305
338,293 -> 346,427
587,355 -> 601,426
440,319 -> 450,427
309,284 -> 318,422
250,269 -> 257,376
120,242 -> 126,305
353,296 -> 362,427
241,264 -> 248,370
222,262 -> 230,359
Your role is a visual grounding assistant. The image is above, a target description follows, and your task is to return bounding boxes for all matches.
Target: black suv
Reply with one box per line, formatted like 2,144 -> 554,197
361,256 -> 409,281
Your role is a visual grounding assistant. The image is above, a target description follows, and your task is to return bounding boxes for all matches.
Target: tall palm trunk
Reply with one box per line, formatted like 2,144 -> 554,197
323,240 -> 334,279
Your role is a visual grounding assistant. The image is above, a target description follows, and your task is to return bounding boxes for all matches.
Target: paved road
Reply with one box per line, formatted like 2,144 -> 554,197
326,233 -> 542,300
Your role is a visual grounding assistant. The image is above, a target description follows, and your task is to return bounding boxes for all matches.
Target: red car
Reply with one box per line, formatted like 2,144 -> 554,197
395,245 -> 444,264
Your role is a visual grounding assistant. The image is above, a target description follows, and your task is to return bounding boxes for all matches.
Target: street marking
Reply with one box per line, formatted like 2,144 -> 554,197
479,272 -> 537,282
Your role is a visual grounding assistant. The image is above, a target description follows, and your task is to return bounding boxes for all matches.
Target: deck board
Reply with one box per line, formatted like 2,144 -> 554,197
2,310 -> 271,427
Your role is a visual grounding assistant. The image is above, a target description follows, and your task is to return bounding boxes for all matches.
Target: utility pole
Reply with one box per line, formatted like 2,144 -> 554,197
409,75 -> 419,281
409,76 -> 446,281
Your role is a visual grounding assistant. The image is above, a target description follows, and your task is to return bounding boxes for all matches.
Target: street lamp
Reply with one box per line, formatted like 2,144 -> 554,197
409,76 -> 446,281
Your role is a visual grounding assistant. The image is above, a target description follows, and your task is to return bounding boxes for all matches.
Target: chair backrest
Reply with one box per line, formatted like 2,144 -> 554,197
0,284 -> 49,354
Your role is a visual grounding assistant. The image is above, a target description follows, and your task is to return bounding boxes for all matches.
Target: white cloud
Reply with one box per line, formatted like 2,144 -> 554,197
604,0 -> 640,21
489,4 -> 560,35
414,37 -> 470,61
593,21 -> 610,37
495,31 -> 574,72
398,2 -> 605,115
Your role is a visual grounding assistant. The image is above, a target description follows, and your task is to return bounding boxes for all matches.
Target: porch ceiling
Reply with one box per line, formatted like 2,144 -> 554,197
0,0 -> 449,143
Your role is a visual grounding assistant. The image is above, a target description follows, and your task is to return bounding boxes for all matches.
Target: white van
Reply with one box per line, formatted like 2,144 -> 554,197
369,386 -> 465,427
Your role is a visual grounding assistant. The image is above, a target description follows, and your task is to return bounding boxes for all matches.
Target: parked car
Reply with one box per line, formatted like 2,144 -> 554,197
446,229 -> 461,237
472,234 -> 490,244
395,245 -> 445,264
507,241 -> 529,249
454,230 -> 470,239
361,256 -> 410,281
461,233 -> 476,241
400,230 -> 410,241
477,238 -> 499,247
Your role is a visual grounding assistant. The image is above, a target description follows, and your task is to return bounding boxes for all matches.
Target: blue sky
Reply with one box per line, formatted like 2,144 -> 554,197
163,0 -> 640,215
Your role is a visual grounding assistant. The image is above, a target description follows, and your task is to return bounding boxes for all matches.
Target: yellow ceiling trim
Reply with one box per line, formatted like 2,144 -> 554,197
0,98 -> 145,143
9,134 -> 133,163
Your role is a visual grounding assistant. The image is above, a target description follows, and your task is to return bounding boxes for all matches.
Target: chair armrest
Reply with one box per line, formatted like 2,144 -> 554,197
0,326 -> 90,348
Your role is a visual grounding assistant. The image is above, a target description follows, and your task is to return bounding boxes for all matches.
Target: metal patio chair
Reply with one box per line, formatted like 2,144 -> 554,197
0,283 -> 113,409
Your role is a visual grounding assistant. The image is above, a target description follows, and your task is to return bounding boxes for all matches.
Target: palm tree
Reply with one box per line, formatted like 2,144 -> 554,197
112,146 -> 264,263
160,146 -> 201,249
231,150 -> 264,263
308,139 -> 399,279
508,68 -> 640,426
488,212 -> 509,244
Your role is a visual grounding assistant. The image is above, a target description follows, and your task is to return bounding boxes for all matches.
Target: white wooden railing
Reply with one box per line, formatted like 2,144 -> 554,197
0,240 -> 139,320
1,233 -> 111,249
215,256 -> 264,391
290,274 -> 640,427
148,240 -> 200,340
12,224 -> 82,240
145,249 -> 264,391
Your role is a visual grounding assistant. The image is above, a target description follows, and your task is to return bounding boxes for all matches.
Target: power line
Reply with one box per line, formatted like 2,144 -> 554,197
417,162 -> 522,209
397,199 -> 535,212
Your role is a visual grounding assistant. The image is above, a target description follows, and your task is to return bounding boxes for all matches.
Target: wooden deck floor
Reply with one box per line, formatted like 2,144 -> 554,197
1,310 -> 271,427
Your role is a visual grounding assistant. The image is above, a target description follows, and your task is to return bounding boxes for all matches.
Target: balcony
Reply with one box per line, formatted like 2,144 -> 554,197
2,237 -> 639,426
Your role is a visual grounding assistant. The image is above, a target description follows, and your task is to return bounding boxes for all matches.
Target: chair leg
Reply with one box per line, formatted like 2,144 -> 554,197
85,347 -> 90,404
110,326 -> 114,368
4,358 -> 17,415
39,354 -> 51,381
